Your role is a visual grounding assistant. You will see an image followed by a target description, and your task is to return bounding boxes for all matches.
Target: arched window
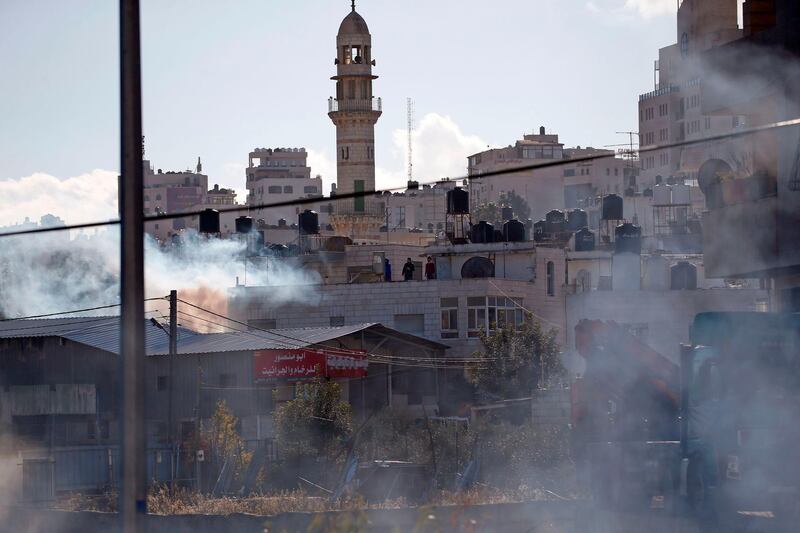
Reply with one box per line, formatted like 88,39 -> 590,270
546,261 -> 555,297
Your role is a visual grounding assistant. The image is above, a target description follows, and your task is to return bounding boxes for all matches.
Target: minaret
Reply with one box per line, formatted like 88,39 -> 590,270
328,1 -> 382,235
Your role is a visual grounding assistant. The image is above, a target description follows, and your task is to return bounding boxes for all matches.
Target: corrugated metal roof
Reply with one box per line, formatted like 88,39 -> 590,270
0,318 -> 448,355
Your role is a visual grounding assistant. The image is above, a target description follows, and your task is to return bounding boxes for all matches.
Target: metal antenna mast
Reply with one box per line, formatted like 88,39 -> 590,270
407,98 -> 414,183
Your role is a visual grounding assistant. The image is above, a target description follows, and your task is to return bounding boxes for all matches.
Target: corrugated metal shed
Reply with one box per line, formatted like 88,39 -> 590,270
0,317 -> 448,356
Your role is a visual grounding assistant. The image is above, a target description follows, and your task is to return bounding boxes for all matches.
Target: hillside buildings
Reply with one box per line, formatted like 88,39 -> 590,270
466,128 -> 632,224
142,158 -> 242,242
245,147 -> 324,227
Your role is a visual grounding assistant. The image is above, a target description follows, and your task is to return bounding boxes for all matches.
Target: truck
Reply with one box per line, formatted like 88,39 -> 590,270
575,312 -> 800,529
680,312 -> 800,528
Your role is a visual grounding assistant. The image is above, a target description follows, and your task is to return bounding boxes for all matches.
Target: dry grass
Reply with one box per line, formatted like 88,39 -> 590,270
56,484 -> 574,517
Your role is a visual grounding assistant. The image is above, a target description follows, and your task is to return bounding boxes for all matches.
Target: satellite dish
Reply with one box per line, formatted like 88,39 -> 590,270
461,257 -> 495,279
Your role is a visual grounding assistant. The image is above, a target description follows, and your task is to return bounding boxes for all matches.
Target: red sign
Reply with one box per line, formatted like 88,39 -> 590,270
253,349 -> 367,384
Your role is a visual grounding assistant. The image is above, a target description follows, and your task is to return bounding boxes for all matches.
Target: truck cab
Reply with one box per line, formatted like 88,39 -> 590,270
681,312 -> 800,525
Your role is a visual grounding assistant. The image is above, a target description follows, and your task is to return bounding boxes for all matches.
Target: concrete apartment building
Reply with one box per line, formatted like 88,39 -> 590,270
230,240 -> 568,361
141,158 -> 243,242
381,179 -> 458,234
636,0 -> 744,190
697,0 -> 800,311
245,147 -> 325,226
143,158 -> 208,241
467,128 -> 630,223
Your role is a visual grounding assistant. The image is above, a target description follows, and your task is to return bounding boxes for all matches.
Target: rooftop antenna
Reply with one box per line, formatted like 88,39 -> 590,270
351,0 -> 356,11
407,97 -> 414,183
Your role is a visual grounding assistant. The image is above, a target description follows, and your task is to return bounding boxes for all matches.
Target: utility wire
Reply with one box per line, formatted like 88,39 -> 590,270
2,117 -> 798,239
0,297 -> 167,322
177,299 -> 493,367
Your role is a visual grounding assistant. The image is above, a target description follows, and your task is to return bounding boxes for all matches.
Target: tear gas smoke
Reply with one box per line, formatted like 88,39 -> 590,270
0,229 -> 320,326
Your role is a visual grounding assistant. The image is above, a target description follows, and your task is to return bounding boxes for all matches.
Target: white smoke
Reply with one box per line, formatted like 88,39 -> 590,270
0,229 -> 320,324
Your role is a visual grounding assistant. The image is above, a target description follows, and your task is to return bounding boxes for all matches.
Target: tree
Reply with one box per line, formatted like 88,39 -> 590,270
204,400 -> 251,480
473,202 -> 502,226
274,378 -> 353,462
500,190 -> 531,222
473,191 -> 531,226
466,320 -> 564,400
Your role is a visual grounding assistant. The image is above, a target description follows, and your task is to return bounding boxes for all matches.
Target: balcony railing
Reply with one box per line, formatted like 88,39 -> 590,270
638,84 -> 679,102
328,97 -> 382,113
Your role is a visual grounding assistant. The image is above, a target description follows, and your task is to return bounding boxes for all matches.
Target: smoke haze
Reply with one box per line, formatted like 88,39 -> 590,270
0,230 -> 320,324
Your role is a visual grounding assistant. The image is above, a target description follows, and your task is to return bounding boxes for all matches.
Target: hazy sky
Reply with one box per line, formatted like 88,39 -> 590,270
0,0 -> 699,226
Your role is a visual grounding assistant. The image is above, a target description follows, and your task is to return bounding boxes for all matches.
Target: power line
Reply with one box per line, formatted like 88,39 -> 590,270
176,299 -> 489,367
0,297 -> 167,322
2,117 -> 798,239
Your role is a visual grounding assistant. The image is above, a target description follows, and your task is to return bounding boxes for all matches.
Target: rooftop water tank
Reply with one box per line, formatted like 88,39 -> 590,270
471,221 -> 494,243
602,194 -> 623,220
446,187 -> 469,215
235,216 -> 253,234
545,210 -> 566,234
670,261 -> 698,290
277,218 -> 287,228
566,209 -> 588,232
574,227 -> 595,252
533,220 -> 547,242
615,223 -> 642,254
503,219 -> 525,242
298,210 -> 319,235
653,184 -> 671,205
199,209 -> 220,234
501,206 -> 514,221
672,183 -> 691,204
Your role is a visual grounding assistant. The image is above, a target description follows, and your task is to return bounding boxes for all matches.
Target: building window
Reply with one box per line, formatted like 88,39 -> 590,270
705,117 -> 711,130
563,169 -> 575,177
144,195 -> 150,201
330,316 -> 345,327
87,418 -> 96,440
467,296 -> 524,337
100,420 -> 110,439
268,185 -> 281,194
219,373 -> 237,388
304,186 -> 318,194
546,261 -> 555,297
156,194 -> 162,201
157,375 -> 169,392
440,298 -> 459,339
283,185 -> 293,194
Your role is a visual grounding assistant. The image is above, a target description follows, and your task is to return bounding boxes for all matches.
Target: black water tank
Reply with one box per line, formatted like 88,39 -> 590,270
545,210 -> 566,234
235,216 -> 253,234
407,180 -> 419,190
501,206 -> 514,221
471,221 -> 494,243
615,223 -> 642,254
461,256 -> 495,279
268,243 -> 289,256
199,208 -> 220,234
503,219 -> 525,242
277,218 -> 287,228
298,210 -> 319,235
447,187 -> 469,215
566,209 -> 588,232
670,261 -> 698,290
533,220 -> 547,242
602,194 -> 623,220
574,227 -> 595,252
